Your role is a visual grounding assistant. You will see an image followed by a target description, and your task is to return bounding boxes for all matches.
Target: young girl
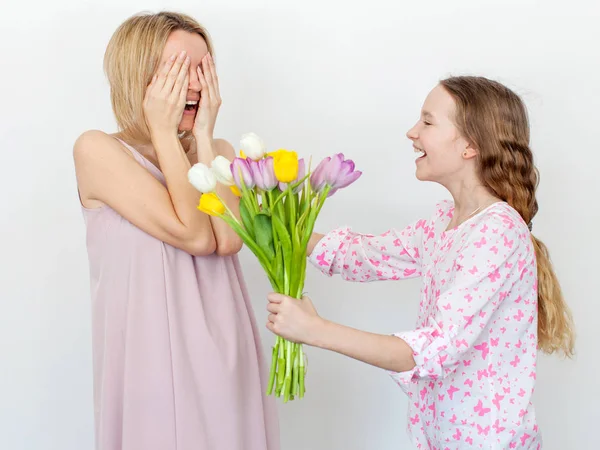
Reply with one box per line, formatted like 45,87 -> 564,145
266,76 -> 574,448
73,11 -> 279,450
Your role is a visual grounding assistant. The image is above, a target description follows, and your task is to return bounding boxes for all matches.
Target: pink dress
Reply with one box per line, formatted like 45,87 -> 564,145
80,140 -> 279,450
309,200 -> 541,449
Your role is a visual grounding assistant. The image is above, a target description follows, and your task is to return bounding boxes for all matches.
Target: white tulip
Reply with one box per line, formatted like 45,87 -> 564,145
240,132 -> 267,160
188,163 -> 216,193
211,155 -> 234,186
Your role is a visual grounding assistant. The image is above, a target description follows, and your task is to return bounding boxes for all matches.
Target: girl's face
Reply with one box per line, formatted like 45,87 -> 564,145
406,84 -> 477,185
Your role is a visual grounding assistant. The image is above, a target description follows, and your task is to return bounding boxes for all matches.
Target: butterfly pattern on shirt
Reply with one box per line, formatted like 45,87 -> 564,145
309,201 -> 541,449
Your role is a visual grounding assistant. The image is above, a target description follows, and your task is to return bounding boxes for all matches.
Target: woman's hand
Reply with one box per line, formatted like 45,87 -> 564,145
193,53 -> 221,139
266,293 -> 324,345
143,50 -> 190,138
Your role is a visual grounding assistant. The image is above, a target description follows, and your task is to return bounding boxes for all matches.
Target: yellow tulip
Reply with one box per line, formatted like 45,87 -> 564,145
271,149 -> 299,183
230,185 -> 241,197
197,193 -> 225,216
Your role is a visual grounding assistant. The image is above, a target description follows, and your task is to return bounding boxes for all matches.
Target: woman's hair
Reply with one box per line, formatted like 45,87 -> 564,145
104,11 -> 214,143
440,75 -> 575,357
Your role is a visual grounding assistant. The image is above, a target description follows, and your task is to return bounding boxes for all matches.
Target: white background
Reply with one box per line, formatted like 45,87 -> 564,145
1,0 -> 598,449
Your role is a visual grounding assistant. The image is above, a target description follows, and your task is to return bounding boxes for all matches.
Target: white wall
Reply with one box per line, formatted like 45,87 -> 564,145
1,0 -> 598,449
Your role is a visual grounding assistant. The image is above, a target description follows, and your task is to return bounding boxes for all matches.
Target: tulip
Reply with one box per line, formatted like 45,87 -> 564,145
310,153 -> 362,195
188,163 -> 216,193
197,193 -> 225,216
270,149 -> 299,183
231,157 -> 255,190
240,132 -> 267,160
211,155 -> 234,186
279,158 -> 305,193
249,157 -> 278,191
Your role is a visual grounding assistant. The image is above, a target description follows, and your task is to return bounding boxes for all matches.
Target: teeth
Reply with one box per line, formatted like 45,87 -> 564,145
186,101 -> 198,105
414,147 -> 426,157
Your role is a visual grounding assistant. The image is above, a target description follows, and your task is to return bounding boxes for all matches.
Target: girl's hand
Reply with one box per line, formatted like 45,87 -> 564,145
266,293 -> 323,345
193,53 -> 221,139
143,50 -> 190,138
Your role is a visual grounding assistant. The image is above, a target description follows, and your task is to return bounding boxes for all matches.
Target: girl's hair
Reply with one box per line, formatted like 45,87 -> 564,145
103,11 -> 214,143
440,75 -> 575,357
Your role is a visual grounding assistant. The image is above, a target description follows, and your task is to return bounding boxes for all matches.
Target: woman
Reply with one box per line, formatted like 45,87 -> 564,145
73,11 -> 279,450
266,76 -> 574,448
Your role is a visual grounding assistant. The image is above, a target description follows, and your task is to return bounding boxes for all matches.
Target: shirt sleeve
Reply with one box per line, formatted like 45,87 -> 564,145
307,219 -> 428,282
388,215 -> 526,384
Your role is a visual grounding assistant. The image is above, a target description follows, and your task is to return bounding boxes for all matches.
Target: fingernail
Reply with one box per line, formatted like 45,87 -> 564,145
185,56 -> 190,64
169,53 -> 177,61
179,50 -> 187,58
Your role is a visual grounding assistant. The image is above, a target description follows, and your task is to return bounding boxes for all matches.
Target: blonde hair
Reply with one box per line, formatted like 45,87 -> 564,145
440,76 -> 575,358
104,11 -> 214,143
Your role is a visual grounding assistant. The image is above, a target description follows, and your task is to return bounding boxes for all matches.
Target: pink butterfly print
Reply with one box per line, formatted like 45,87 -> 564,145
503,387 -> 511,394
518,388 -> 526,397
477,424 -> 491,436
404,268 -> 417,277
420,387 -> 427,400
443,303 -> 452,310
488,364 -> 497,377
456,339 -> 468,349
474,237 -> 487,249
491,337 -> 500,347
464,315 -> 474,327
477,369 -> 489,380
509,442 -> 517,449
382,254 -> 390,261
520,433 -> 532,446
449,414 -> 457,424
488,269 -> 501,282
474,400 -> 491,416
464,378 -> 474,388
464,293 -> 473,303
493,393 -> 504,410
447,385 -> 460,400
462,359 -> 472,366
410,414 -> 420,425
416,219 -> 427,229
438,394 -> 445,401
500,327 -> 507,334
393,238 -> 402,247
474,342 -> 490,359
376,270 -> 384,278
465,436 -> 474,445
493,419 -> 506,434
516,339 -> 523,349
519,409 -> 527,418
479,310 -> 486,318
469,266 -> 478,275
499,291 -> 509,302
316,252 -> 329,266
413,247 -> 420,258
490,246 -> 499,255
504,235 -> 514,249
510,356 -> 520,367
481,223 -> 489,233
514,310 -> 524,321
354,260 -> 363,267
453,428 -> 462,440
369,258 -> 381,267
518,259 -> 527,271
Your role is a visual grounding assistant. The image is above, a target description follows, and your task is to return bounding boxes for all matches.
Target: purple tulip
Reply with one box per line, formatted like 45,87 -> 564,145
249,157 -> 278,191
310,153 -> 362,195
309,156 -> 330,192
279,158 -> 305,193
231,157 -> 255,190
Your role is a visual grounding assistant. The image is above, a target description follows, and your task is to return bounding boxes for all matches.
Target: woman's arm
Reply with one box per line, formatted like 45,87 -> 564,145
74,130 -> 216,256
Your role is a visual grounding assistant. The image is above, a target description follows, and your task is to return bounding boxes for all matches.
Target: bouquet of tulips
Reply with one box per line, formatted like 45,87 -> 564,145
187,133 -> 361,402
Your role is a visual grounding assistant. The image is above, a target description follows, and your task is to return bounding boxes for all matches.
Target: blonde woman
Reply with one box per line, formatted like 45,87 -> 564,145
73,11 -> 279,450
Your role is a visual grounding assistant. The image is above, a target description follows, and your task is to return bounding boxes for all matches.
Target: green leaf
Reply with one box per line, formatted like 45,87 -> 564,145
239,200 -> 255,240
254,213 -> 275,260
